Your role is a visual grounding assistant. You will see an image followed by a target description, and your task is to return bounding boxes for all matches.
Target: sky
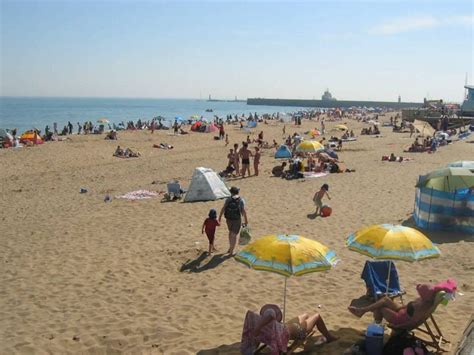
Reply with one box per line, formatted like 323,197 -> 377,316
1,0 -> 473,102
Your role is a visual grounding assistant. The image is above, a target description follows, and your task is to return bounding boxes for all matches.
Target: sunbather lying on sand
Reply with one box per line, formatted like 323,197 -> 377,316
124,148 -> 140,157
153,143 -> 174,149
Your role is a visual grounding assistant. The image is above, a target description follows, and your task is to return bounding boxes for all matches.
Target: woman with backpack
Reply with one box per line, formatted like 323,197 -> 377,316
218,186 -> 248,256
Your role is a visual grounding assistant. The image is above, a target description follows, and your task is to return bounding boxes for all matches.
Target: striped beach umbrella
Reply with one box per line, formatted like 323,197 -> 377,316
295,140 -> 324,154
236,234 -> 338,320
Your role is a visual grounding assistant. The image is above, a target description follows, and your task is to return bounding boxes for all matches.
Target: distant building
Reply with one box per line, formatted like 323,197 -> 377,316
460,85 -> 474,116
322,89 -> 336,101
398,95 -> 401,103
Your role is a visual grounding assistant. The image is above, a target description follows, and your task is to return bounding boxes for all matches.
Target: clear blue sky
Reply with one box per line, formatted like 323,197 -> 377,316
1,0 -> 473,102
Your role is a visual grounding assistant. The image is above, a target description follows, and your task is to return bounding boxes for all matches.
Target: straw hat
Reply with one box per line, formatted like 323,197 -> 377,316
260,304 -> 283,323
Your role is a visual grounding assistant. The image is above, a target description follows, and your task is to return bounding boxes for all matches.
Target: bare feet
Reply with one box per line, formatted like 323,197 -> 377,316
326,334 -> 339,343
348,306 -> 365,318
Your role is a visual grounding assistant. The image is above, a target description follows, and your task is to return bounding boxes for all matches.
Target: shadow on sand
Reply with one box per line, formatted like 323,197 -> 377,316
307,212 -> 319,220
180,252 -> 232,273
402,216 -> 474,244
196,327 -> 363,354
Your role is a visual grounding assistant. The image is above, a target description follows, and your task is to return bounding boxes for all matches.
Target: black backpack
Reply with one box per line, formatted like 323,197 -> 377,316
224,197 -> 241,220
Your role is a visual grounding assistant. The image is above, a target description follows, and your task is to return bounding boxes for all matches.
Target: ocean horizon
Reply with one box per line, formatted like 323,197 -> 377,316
0,96 -> 305,133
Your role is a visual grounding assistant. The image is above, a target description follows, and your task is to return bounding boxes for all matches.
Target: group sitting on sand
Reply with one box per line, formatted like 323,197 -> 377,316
113,145 -> 140,158
360,125 -> 381,135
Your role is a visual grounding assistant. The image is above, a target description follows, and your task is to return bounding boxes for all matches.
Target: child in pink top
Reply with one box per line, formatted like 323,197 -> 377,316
202,209 -> 220,254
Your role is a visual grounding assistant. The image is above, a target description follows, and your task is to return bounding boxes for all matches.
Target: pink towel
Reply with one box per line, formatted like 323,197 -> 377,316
241,311 -> 289,355
416,279 -> 457,301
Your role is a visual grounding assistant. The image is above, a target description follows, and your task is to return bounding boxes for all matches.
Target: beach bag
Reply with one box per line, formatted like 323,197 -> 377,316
224,197 -> 241,220
383,332 -> 430,355
239,225 -> 251,245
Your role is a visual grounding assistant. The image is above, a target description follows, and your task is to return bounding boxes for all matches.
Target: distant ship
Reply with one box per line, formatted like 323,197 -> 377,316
460,85 -> 474,117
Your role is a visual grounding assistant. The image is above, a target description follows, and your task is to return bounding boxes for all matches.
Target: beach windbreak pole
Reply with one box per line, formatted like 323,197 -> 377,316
235,234 -> 338,321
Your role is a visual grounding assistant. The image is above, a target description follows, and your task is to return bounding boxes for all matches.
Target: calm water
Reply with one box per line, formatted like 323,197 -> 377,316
0,97 -> 303,132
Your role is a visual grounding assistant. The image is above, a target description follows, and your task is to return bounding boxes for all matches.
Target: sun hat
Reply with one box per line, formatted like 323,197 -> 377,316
259,304 -> 283,323
230,186 -> 240,195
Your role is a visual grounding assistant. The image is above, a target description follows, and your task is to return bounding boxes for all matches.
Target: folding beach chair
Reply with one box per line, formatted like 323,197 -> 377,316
389,291 -> 451,353
164,182 -> 185,201
361,260 -> 405,302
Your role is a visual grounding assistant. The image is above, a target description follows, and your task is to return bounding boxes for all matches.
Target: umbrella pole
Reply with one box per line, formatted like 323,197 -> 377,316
386,260 -> 392,296
283,277 -> 287,322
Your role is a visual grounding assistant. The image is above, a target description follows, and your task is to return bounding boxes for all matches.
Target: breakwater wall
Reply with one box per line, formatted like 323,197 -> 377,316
247,98 -> 423,109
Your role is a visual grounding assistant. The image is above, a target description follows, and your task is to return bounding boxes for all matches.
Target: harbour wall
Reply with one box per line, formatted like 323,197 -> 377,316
246,98 -> 423,109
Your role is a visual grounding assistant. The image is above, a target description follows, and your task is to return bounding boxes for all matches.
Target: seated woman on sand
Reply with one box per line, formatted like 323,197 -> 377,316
113,145 -> 124,157
124,148 -> 140,158
241,304 -> 338,354
272,162 -> 288,177
105,130 -> 117,140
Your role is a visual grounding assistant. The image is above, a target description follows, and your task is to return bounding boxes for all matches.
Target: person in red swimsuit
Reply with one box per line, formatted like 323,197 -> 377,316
202,209 -> 220,254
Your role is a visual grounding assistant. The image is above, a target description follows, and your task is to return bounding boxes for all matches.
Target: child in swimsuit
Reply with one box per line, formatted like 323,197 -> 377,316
313,184 -> 331,216
202,209 -> 220,254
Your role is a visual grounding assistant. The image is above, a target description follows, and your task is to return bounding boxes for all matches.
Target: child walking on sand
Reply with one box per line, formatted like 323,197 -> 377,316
253,147 -> 261,176
313,184 -> 331,216
202,209 -> 220,254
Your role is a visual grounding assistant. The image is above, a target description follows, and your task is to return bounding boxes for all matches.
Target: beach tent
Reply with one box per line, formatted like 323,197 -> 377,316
191,121 -> 203,132
247,121 -> 258,128
414,167 -> 474,234
19,130 -> 43,144
184,167 -> 231,202
206,123 -> 218,133
413,120 -> 435,137
0,129 -> 14,148
275,145 -> 292,159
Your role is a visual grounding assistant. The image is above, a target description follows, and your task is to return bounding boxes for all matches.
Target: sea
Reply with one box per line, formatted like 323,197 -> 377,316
0,97 -> 306,133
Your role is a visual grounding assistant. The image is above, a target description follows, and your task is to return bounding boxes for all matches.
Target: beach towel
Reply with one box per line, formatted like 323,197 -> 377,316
342,137 -> 357,142
303,172 -> 329,178
116,190 -> 159,200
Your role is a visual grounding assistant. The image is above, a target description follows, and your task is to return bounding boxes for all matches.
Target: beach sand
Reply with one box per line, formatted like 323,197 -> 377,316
1,114 -> 473,354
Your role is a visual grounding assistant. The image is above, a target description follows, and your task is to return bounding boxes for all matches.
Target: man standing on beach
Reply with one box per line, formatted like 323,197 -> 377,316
219,186 -> 248,256
239,142 -> 253,178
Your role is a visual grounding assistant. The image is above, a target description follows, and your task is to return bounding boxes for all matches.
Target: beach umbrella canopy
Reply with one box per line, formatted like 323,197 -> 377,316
309,129 -> 321,137
416,167 -> 474,193
295,140 -> 324,154
334,124 -> 348,131
447,161 -> 474,169
190,114 -> 201,120
346,224 -> 440,262
346,224 -> 440,296
97,118 -> 109,124
236,234 -> 338,320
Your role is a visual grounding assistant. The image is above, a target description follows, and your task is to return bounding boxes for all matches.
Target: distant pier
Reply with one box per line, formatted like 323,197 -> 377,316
246,98 -> 423,109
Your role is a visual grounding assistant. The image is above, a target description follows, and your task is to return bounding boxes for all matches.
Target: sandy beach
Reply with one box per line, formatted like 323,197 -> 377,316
1,114 -> 473,354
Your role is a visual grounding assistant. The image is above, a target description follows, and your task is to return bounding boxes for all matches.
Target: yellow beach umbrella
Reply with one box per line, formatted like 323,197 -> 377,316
236,234 -> 338,320
97,118 -> 109,124
334,124 -> 348,131
295,140 -> 324,154
346,224 -> 440,293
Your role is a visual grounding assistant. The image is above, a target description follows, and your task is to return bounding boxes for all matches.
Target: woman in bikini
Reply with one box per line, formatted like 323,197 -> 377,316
348,294 -> 434,326
253,304 -> 338,345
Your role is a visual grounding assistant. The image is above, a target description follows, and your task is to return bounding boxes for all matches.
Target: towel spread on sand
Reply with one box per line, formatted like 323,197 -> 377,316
116,190 -> 159,200
303,172 -> 329,178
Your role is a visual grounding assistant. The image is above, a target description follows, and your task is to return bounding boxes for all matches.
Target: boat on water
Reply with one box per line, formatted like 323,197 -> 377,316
205,109 -> 213,112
